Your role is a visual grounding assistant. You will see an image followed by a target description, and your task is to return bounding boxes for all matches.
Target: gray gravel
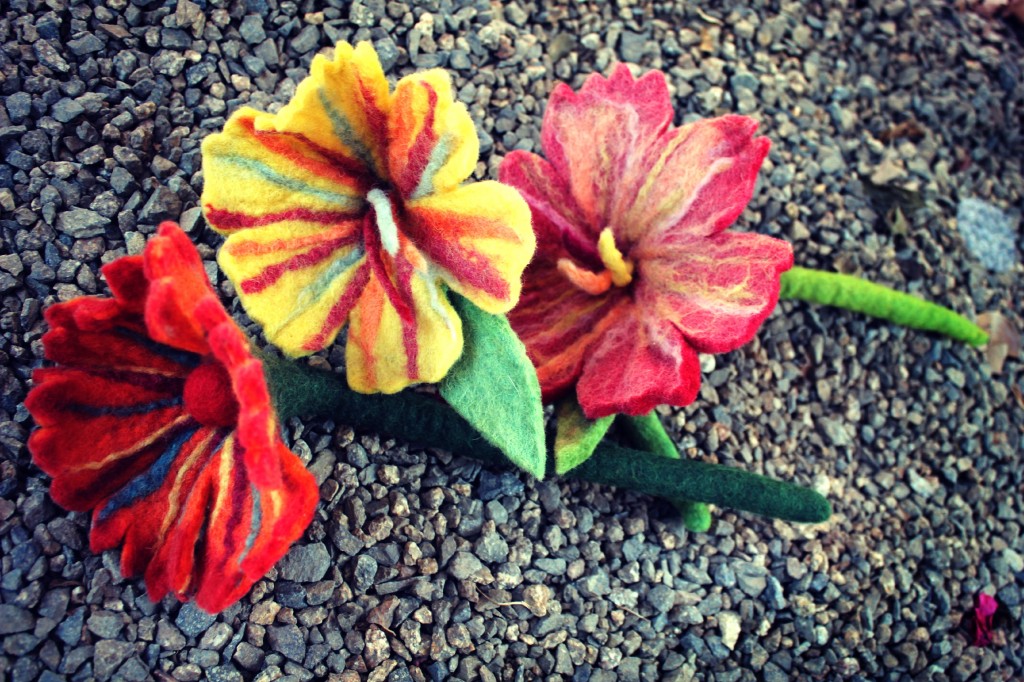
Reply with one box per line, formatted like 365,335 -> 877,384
2,0 -> 1024,680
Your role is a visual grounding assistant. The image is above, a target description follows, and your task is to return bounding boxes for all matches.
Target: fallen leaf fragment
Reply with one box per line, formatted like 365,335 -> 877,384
879,120 -> 926,143
978,311 -> 1021,374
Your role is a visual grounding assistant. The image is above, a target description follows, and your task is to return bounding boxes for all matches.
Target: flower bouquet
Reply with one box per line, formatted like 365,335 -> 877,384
25,43 -> 989,613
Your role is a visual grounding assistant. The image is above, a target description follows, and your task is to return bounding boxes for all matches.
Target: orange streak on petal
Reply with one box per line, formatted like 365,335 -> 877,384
225,223 -> 361,257
352,277 -> 386,388
533,301 -> 629,386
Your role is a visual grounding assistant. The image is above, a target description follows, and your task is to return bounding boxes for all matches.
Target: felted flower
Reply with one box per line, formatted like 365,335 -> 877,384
502,65 -> 794,419
201,41 -> 534,394
25,223 -> 318,613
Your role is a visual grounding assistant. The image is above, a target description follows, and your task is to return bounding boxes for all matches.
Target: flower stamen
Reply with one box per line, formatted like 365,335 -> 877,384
366,188 -> 400,255
597,228 -> 634,287
557,258 -> 613,296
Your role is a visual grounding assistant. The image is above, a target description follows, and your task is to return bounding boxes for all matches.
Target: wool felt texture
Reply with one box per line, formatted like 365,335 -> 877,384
618,412 -> 712,533
553,398 -> 614,475
779,267 -> 989,346
25,223 -> 318,614
501,64 -> 794,420
438,293 -> 546,479
200,41 -> 534,394
263,355 -> 831,523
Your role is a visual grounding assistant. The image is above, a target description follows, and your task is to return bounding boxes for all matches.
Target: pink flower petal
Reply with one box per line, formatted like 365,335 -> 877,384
508,261 -> 630,403
539,65 -> 673,233
973,593 -> 999,647
499,150 -> 598,268
619,116 -> 770,247
636,231 -> 793,354
575,311 -> 701,419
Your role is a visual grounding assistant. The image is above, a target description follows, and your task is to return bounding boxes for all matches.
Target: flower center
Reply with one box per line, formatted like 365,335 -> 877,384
558,228 -> 634,296
183,361 -> 240,428
366,187 -> 400,255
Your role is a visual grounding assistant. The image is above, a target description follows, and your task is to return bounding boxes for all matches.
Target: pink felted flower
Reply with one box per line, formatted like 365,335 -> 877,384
972,593 -> 1000,647
502,65 -> 794,419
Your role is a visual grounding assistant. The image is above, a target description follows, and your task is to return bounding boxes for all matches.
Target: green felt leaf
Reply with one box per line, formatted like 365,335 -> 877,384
439,294 -> 546,479
554,398 -> 615,475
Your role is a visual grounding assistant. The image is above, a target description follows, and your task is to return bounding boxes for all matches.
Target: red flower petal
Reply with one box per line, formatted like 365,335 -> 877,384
508,260 -> 631,403
575,311 -> 701,419
143,222 -> 223,354
140,434 -> 317,613
41,301 -> 195,378
88,425 -> 222,575
102,255 -> 148,314
636,231 -> 793,354
27,368 -> 189,512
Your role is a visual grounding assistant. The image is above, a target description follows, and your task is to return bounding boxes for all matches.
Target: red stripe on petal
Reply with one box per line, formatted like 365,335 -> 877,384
240,235 -> 361,295
205,206 -> 359,232
302,262 -> 371,352
400,207 -> 513,302
394,83 -> 439,198
361,213 -> 415,323
225,226 -> 359,259
393,248 -> 419,378
358,76 -> 390,167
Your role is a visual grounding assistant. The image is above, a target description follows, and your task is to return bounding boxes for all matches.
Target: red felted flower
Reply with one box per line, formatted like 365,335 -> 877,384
25,223 -> 318,613
502,65 -> 794,419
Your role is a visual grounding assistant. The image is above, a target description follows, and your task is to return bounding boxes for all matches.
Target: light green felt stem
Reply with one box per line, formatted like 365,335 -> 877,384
264,356 -> 830,523
779,266 -> 988,346
619,413 -> 712,533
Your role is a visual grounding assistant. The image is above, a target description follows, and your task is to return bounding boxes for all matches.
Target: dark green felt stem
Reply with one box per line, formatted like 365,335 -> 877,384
264,356 -> 831,523
619,413 -> 712,533
779,266 -> 988,346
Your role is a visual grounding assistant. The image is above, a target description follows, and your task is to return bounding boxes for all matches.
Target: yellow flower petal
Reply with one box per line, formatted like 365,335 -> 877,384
402,181 -> 534,314
387,69 -> 478,200
257,41 -> 391,178
218,221 -> 369,355
346,270 -> 464,393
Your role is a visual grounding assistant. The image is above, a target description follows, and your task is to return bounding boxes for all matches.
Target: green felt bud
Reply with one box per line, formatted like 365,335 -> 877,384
619,411 -> 680,460
554,398 -> 614,475
779,266 -> 989,346
619,412 -> 712,533
264,356 -> 831,524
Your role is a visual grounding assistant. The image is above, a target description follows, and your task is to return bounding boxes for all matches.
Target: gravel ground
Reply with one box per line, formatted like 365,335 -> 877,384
2,0 -> 1023,680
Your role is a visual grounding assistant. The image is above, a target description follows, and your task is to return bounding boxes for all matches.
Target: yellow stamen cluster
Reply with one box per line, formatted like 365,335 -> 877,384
597,228 -> 634,287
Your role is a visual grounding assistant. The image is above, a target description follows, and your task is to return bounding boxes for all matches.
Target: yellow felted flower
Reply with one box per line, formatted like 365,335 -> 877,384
201,42 -> 534,393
